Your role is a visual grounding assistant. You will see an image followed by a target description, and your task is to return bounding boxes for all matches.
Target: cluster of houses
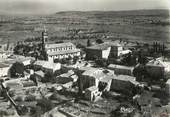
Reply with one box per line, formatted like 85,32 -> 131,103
0,55 -> 35,77
0,29 -> 170,105
76,65 -> 138,101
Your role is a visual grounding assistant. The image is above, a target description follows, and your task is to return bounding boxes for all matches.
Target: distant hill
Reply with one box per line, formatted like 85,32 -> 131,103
56,9 -> 169,17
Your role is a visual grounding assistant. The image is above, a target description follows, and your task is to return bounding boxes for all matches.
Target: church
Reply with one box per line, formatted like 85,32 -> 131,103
41,30 -> 81,62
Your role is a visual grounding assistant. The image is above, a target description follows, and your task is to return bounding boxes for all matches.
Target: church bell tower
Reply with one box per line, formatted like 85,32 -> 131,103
42,27 -> 48,45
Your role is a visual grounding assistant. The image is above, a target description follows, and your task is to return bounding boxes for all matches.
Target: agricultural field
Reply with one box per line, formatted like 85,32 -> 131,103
0,9 -> 169,47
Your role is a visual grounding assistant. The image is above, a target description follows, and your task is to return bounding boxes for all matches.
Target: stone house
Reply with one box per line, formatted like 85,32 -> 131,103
85,86 -> 101,101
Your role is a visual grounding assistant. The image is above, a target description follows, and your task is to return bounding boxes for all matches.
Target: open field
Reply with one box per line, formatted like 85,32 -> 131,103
0,9 -> 169,46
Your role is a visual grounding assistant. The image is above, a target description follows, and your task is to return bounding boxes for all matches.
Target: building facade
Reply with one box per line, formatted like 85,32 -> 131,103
86,42 -> 131,60
45,42 -> 81,62
145,60 -> 165,79
86,43 -> 111,60
41,30 -> 80,62
108,64 -> 134,76
79,67 -> 114,92
85,86 -> 101,101
0,64 -> 10,77
34,60 -> 61,73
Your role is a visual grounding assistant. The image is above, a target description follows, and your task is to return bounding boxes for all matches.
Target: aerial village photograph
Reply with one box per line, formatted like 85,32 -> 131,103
0,0 -> 170,117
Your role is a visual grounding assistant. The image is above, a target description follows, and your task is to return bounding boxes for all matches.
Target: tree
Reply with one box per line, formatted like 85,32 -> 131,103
138,50 -> 148,65
36,98 -> 53,113
87,39 -> 92,47
73,56 -> 79,64
96,39 -> 104,44
9,62 -> 24,78
30,75 -> 38,86
76,43 -> 85,49
42,72 -> 53,83
133,64 -> 149,81
95,59 -> 108,67
39,51 -> 48,61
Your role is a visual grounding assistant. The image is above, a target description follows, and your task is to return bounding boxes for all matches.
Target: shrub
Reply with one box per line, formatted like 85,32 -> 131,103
24,95 -> 36,102
36,98 -> 53,112
15,96 -> 23,102
9,62 -> 25,78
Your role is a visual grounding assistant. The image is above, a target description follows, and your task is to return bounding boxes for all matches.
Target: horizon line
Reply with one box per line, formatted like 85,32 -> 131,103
0,8 -> 169,16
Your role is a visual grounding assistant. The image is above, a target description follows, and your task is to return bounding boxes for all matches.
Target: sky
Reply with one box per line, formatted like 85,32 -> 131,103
0,0 -> 169,15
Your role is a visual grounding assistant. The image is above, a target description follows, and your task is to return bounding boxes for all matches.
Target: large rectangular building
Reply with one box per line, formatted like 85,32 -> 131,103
86,42 -> 131,60
45,42 -> 81,62
86,43 -> 111,60
145,60 -> 165,79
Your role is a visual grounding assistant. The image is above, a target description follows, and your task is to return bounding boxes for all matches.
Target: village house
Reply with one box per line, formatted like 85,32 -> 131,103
86,42 -> 112,60
85,86 -> 101,101
111,75 -> 139,95
86,42 -> 131,60
79,67 -> 114,92
18,56 -> 35,66
56,70 -> 75,84
34,60 -> 61,73
9,55 -> 35,67
108,64 -> 134,76
0,55 -> 35,77
34,70 -> 45,81
0,63 -> 11,77
0,52 -> 8,60
145,59 -> 165,79
154,57 -> 170,79
62,81 -> 74,90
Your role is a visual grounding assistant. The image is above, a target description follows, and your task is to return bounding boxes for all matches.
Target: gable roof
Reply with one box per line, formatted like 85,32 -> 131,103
146,60 -> 164,67
34,60 -> 61,70
45,42 -> 75,49
43,61 -> 60,70
113,75 -> 139,85
34,70 -> 45,77
86,86 -> 98,91
108,64 -> 134,70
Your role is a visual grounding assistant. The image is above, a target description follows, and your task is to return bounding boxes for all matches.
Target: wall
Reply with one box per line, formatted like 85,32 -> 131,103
86,49 -> 102,60
0,67 -> 10,77
165,80 -> 170,96
111,79 -> 134,95
80,75 -> 96,90
110,46 -> 123,58
102,47 -> 111,59
85,88 -> 100,101
48,52 -> 80,62
146,65 -> 164,79
114,68 -> 133,76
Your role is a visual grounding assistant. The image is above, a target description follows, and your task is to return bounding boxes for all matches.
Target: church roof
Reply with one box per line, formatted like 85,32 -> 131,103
45,42 -> 75,49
